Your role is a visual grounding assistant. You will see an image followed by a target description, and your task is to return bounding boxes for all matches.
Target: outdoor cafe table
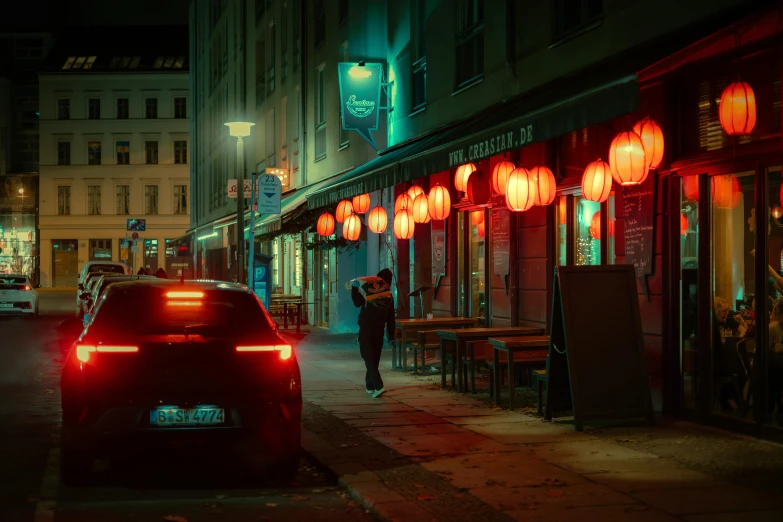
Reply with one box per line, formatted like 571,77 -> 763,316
488,335 -> 551,410
394,317 -> 476,371
437,327 -> 545,393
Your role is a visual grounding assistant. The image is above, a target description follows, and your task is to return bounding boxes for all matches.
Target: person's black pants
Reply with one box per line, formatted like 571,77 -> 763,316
359,331 -> 384,391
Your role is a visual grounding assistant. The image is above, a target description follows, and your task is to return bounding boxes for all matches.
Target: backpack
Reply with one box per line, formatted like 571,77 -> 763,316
350,276 -> 393,309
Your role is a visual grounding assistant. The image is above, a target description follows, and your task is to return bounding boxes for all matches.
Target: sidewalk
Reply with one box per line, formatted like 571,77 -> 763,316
290,329 -> 783,522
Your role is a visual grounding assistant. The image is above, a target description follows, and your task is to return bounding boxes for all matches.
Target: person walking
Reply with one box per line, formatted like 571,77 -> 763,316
351,268 -> 395,398
155,267 -> 167,279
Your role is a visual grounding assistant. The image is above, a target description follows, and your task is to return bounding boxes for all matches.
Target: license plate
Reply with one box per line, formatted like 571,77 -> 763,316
0,303 -> 12,308
150,407 -> 225,426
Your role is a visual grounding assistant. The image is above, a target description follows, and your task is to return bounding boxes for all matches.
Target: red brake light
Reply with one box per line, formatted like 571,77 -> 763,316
167,291 -> 204,299
24,285 -> 31,291
236,344 -> 293,360
76,344 -> 138,363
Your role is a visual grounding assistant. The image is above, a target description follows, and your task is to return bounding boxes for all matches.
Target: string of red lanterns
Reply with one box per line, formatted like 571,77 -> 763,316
394,209 -> 415,239
335,200 -> 353,223
342,213 -> 362,241
352,193 -> 371,214
454,163 -> 476,192
367,205 -> 388,233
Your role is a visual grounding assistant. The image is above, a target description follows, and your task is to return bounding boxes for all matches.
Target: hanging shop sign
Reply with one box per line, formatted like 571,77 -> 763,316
431,218 -> 447,297
337,62 -> 384,150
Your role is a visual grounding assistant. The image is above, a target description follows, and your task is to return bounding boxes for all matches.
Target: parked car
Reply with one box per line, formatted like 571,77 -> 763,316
0,274 -> 38,317
77,272 -> 118,312
81,274 -> 157,315
77,261 -> 129,292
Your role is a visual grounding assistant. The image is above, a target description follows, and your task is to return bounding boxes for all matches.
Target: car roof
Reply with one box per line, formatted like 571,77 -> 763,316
2,274 -> 28,278
84,260 -> 126,266
109,279 -> 250,293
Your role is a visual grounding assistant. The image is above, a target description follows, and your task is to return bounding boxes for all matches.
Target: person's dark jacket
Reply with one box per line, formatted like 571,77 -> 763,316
352,268 -> 395,342
155,268 -> 167,279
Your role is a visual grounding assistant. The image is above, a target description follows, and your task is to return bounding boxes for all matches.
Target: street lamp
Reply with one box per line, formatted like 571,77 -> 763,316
224,121 -> 255,285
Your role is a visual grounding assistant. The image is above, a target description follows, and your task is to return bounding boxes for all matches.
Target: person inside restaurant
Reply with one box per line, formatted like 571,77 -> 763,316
768,300 -> 783,425
713,296 -> 748,412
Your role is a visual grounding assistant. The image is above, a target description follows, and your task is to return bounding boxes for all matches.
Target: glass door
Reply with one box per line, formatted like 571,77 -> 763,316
680,175 -> 699,410
765,165 -> 783,429
469,209 -> 486,326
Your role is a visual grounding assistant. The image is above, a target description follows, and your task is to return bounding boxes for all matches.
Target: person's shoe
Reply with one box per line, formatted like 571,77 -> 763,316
365,389 -> 374,394
372,388 -> 386,399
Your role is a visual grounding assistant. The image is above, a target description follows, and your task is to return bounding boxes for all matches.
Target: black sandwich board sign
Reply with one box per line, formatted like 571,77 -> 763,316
544,265 -> 654,431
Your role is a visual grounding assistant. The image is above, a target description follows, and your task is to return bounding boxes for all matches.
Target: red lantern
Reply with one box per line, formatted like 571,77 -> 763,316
683,176 -> 699,201
395,193 -> 413,214
342,214 -> 361,241
412,193 -> 430,223
335,200 -> 353,223
316,212 -> 335,237
773,206 -> 783,219
394,209 -> 415,239
506,167 -> 536,211
711,174 -> 741,209
477,220 -> 485,237
407,185 -> 425,200
492,160 -> 515,195
590,211 -> 601,240
367,206 -> 388,233
454,163 -> 476,192
352,193 -> 371,214
681,213 -> 689,236
719,81 -> 757,136
467,169 -> 490,205
428,185 -> 451,220
581,159 -> 612,203
531,166 -> 556,206
633,117 -> 664,170
609,131 -> 648,186
471,210 -> 484,225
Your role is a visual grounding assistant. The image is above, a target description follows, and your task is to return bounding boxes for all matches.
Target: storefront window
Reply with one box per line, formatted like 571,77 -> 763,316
89,239 -> 112,260
574,195 -> 601,266
556,196 -> 567,266
144,239 -> 158,272
470,210 -> 486,326
0,214 -> 36,278
272,240 -> 280,289
680,175 -> 699,410
765,166 -> 783,429
608,193 -> 616,264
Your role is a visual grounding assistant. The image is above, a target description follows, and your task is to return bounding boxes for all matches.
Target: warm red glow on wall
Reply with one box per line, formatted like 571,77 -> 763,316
581,159 -> 612,203
428,185 -> 451,220
471,210 -> 484,225
531,166 -> 556,206
609,131 -> 648,186
351,193 -> 371,214
477,220 -> 485,237
394,209 -> 415,239
505,167 -> 536,212
412,193 -> 431,223
681,213 -> 689,236
467,170 -> 490,205
394,193 -> 413,214
590,211 -> 601,240
683,176 -> 699,201
342,214 -> 361,241
492,160 -> 515,195
316,212 -> 335,237
719,81 -> 757,136
632,117 -> 664,170
407,185 -> 425,200
454,163 -> 476,192
335,200 -> 353,223
711,174 -> 741,209
367,206 -> 388,233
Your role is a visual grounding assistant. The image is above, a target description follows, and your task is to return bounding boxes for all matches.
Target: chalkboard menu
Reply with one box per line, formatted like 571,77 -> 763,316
491,196 -> 511,284
623,174 -> 656,287
432,218 -> 447,295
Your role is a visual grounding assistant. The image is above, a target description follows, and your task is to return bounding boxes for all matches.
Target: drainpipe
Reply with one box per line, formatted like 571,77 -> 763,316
300,0 -> 308,186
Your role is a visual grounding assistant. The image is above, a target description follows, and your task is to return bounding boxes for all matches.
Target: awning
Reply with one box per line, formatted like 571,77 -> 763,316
306,72 -> 639,210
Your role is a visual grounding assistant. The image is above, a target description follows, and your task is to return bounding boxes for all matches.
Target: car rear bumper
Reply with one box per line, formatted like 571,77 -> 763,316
0,304 -> 35,314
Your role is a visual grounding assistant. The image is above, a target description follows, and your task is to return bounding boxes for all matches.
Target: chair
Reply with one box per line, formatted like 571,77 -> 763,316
413,330 -> 440,375
461,340 -> 489,393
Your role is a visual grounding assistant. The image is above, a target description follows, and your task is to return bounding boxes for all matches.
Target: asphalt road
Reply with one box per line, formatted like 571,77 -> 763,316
0,291 -> 371,522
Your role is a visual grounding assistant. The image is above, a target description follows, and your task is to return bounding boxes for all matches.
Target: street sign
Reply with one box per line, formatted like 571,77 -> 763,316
126,218 -> 146,232
257,174 -> 282,214
131,232 -> 139,240
228,179 -> 254,199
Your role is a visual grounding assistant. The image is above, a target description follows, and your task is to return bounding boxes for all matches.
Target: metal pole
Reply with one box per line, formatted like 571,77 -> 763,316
236,136 -> 245,284
249,172 -> 256,290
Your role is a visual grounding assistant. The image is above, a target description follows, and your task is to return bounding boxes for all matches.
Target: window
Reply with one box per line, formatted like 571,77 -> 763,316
553,0 -> 603,41
266,107 -> 276,166
174,140 -> 188,164
174,97 -> 187,118
145,185 -> 159,215
555,196 -> 567,266
455,0 -> 485,89
116,185 -> 130,215
88,98 -> 101,119
57,142 -> 71,165
574,195 -> 601,265
411,0 -> 427,111
293,88 -> 300,172
145,98 -> 158,119
89,239 -> 112,260
315,66 -> 326,160
292,0 -> 300,69
116,98 -> 129,119
57,99 -> 70,120
268,21 -> 276,93
339,44 -> 350,148
281,2 -> 288,79
145,141 -> 159,164
87,185 -> 101,215
116,141 -> 130,164
87,141 -> 101,165
314,0 -> 325,48
174,185 -> 187,214
412,58 -> 427,111
57,186 -> 70,215
339,0 -> 348,24
294,240 -> 302,287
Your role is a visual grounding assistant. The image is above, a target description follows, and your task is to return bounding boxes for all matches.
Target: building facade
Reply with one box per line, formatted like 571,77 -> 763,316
37,28 -> 191,287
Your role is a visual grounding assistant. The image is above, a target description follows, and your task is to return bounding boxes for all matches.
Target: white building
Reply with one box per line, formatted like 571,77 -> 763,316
37,27 -> 191,287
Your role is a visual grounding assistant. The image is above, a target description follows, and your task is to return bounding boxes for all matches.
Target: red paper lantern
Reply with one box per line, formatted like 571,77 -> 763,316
395,193 -> 413,214
492,160 -> 515,195
367,206 -> 388,233
531,166 -> 556,206
506,167 -> 536,211
590,211 -> 601,240
581,159 -> 612,203
428,185 -> 451,220
316,212 -> 335,237
719,81 -> 757,136
394,209 -> 415,239
711,174 -> 741,209
633,117 -> 664,170
352,193 -> 371,214
342,214 -> 361,241
683,176 -> 699,201
412,193 -> 431,223
773,205 -> 783,219
467,169 -> 490,205
471,210 -> 484,225
335,200 -> 353,223
681,213 -> 689,236
454,163 -> 476,192
407,185 -> 425,200
477,220 -> 485,237
609,131 -> 648,186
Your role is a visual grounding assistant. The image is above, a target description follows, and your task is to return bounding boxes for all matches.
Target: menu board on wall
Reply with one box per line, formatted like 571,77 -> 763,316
623,174 -> 656,297
432,218 -> 447,296
491,196 -> 511,293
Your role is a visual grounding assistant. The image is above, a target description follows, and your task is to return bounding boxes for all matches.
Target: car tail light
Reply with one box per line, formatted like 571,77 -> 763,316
166,290 -> 204,307
76,344 -> 139,363
23,285 -> 31,291
167,291 -> 204,299
236,344 -> 293,360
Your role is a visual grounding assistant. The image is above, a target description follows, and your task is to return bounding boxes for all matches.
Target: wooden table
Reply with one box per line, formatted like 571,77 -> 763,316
437,327 -> 545,393
488,336 -> 550,409
395,317 -> 476,371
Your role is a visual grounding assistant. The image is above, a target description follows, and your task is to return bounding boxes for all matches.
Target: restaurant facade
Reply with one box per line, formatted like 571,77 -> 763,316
302,2 -> 783,438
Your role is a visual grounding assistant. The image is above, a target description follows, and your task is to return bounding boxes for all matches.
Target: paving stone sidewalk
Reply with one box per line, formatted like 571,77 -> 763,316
290,330 -> 783,522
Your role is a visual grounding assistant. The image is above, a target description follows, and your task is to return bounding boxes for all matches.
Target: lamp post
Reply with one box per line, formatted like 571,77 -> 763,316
224,121 -> 255,285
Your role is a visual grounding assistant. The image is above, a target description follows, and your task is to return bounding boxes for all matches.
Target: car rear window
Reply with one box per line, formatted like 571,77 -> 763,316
0,276 -> 27,290
88,265 -> 125,275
